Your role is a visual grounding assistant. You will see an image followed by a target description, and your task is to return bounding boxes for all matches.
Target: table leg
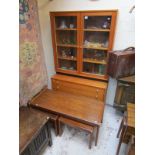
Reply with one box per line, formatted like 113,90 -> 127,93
47,122 -> 52,146
89,133 -> 93,149
58,121 -> 63,136
95,126 -> 99,146
54,121 -> 58,136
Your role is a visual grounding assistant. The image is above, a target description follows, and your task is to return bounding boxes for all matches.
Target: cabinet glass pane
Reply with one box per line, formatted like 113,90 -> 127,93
57,47 -> 77,71
82,49 -> 107,75
84,16 -> 112,29
83,49 -> 107,63
55,16 -> 77,29
57,47 -> 77,59
83,31 -> 109,49
58,59 -> 77,71
83,62 -> 106,75
56,31 -> 77,45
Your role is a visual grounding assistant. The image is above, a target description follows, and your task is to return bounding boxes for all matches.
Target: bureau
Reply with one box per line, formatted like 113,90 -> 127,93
51,74 -> 108,101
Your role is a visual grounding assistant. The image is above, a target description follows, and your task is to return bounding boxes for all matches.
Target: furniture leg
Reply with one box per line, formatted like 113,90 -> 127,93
116,125 -> 127,155
54,121 -> 58,136
95,126 -> 99,146
47,121 -> 52,146
117,118 -> 124,138
89,133 -> 93,149
58,121 -> 63,136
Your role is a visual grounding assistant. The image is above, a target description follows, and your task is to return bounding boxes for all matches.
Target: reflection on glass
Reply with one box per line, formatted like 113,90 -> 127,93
56,31 -> 77,45
83,62 -> 106,75
84,16 -> 111,29
55,16 -> 77,29
83,49 -> 107,62
57,47 -> 77,60
83,31 -> 109,48
59,60 -> 77,71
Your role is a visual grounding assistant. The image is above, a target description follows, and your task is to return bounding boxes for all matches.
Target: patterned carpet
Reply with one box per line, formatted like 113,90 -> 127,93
43,105 -> 127,155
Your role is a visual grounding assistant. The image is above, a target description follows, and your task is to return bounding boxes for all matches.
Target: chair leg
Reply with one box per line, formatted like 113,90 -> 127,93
116,125 -> 127,155
117,118 -> 124,138
89,133 -> 93,149
95,126 -> 99,146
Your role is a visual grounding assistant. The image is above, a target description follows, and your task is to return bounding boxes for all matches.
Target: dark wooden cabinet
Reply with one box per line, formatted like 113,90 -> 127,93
20,107 -> 52,155
50,10 -> 117,80
107,47 -> 135,79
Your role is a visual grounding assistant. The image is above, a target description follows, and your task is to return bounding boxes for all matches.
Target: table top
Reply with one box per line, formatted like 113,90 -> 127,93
19,107 -> 48,153
30,89 -> 104,126
127,103 -> 135,128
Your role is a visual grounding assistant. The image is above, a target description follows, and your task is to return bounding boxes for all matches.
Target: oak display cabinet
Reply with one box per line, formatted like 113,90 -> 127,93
50,10 -> 117,80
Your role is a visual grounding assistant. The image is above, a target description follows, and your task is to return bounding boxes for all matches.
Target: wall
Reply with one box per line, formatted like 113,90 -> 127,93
37,0 -> 135,105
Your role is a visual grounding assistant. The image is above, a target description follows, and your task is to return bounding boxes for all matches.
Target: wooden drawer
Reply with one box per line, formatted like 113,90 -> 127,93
51,74 -> 107,101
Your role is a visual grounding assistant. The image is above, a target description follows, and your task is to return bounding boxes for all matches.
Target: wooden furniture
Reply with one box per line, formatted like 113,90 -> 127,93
127,135 -> 135,155
58,117 -> 96,149
107,47 -> 135,79
29,87 -> 59,136
51,74 -> 107,101
116,103 -> 135,155
30,89 -> 104,147
114,76 -> 135,111
19,107 -> 52,155
50,10 -> 117,80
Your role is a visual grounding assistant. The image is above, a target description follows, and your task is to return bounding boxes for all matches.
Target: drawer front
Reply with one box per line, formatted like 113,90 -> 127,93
52,79 -> 105,101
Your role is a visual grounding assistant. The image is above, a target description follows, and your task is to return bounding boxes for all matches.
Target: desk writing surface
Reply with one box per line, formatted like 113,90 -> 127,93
31,89 -> 104,126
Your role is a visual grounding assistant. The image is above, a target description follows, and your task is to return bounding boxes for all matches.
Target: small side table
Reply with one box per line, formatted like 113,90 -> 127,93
19,107 -> 52,155
116,103 -> 135,155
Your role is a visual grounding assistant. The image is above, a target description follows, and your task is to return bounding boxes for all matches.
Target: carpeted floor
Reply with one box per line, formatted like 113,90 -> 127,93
43,105 -> 127,155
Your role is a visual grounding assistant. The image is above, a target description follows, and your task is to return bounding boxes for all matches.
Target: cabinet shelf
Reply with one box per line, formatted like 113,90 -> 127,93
58,56 -> 77,61
57,44 -> 77,48
83,59 -> 107,65
83,29 -> 110,32
56,28 -> 77,31
83,46 -> 108,50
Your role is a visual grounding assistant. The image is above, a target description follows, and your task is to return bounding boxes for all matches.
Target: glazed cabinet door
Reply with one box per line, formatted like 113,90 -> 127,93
50,13 -> 81,75
79,11 -> 117,80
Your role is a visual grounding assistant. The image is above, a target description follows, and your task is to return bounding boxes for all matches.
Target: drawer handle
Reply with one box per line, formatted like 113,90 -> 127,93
96,95 -> 98,99
96,89 -> 99,93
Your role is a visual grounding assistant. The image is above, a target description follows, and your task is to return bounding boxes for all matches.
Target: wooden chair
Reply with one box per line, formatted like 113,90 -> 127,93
116,103 -> 135,155
58,117 -> 97,149
116,114 -> 128,155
